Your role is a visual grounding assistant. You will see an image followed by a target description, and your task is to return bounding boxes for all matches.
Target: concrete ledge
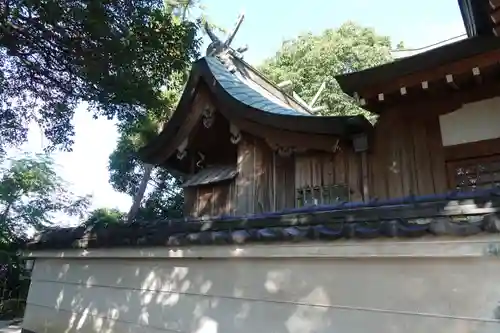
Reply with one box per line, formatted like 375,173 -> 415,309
24,235 -> 500,259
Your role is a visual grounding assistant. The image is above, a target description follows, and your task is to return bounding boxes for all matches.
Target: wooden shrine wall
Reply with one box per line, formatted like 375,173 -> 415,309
180,94 -> 461,218
233,134 -> 363,216
235,135 -> 276,215
230,111 -> 450,216
182,114 -> 451,218
367,108 -> 448,200
183,181 -> 237,218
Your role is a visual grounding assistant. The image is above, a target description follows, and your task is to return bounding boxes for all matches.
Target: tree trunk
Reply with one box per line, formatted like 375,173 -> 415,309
127,163 -> 154,223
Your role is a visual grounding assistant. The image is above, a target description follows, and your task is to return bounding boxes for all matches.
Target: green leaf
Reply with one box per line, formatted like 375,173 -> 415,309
0,153 -> 91,242
259,22 -> 395,122
0,0 -> 201,153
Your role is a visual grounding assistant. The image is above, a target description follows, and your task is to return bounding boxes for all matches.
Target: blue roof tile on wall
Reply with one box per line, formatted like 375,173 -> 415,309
28,187 -> 500,251
205,56 -> 307,117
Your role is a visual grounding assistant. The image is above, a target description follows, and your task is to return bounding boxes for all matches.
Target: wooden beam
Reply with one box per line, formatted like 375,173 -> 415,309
358,48 -> 500,98
354,92 -> 366,106
366,71 -> 500,115
444,137 -> 500,161
446,74 -> 458,89
494,25 -> 500,36
360,151 -> 369,202
491,0 -> 500,9
152,90 -> 211,164
491,8 -> 500,23
472,67 -> 482,84
229,117 -> 341,153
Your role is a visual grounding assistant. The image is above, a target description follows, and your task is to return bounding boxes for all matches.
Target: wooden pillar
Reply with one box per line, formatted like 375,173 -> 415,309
360,151 -> 369,202
352,133 -> 370,202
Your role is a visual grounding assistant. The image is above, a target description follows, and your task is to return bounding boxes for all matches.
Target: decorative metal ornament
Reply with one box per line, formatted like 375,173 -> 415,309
229,123 -> 241,144
277,146 -> 295,157
177,149 -> 187,160
196,151 -> 206,169
202,106 -> 215,128
265,139 -> 295,157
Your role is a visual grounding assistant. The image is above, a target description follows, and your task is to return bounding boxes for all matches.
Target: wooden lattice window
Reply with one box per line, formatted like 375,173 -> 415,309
447,155 -> 500,191
296,185 -> 348,207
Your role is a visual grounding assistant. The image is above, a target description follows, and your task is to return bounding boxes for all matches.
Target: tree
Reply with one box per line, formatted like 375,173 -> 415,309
109,0 -> 215,222
81,207 -> 125,229
0,0 -> 200,153
109,73 -> 185,222
0,154 -> 90,243
259,22 -> 398,120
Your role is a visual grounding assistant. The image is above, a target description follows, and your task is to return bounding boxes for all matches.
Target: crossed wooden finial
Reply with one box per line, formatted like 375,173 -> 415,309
204,12 -> 247,57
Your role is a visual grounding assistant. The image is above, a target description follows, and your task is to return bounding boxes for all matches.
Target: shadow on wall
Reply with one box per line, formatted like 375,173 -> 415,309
22,249 -> 500,333
21,191 -> 500,333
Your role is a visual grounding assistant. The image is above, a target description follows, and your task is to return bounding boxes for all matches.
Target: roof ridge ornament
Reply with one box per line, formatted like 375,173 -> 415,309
278,80 -> 328,114
204,11 -> 248,59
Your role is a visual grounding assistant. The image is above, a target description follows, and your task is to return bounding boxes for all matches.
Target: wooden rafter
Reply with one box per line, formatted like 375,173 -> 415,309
491,0 -> 500,10
490,0 -> 500,36
494,25 -> 500,36
358,48 -> 500,99
491,8 -> 500,23
367,73 -> 500,114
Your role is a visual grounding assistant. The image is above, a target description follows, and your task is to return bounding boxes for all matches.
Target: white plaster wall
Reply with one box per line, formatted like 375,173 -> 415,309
23,240 -> 500,333
439,96 -> 500,147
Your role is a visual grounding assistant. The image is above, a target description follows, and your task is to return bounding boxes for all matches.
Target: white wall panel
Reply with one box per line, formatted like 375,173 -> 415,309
440,96 -> 500,147
23,254 -> 500,333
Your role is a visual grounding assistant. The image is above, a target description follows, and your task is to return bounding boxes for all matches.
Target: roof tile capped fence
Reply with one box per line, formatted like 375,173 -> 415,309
27,188 -> 500,250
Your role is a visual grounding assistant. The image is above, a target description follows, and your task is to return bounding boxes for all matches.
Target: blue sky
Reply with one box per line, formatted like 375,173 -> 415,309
202,0 -> 466,64
8,0 -> 466,226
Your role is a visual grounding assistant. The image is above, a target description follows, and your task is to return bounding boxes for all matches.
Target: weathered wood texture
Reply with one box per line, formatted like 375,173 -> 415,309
368,109 -> 447,200
273,154 -> 295,211
234,136 -> 364,214
182,98 -> 472,217
294,147 -> 363,203
235,135 -> 275,215
184,112 -> 451,217
183,181 -> 236,218
443,134 -> 500,192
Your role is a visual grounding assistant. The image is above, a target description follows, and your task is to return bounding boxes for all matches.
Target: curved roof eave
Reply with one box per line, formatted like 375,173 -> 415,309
139,56 -> 372,165
199,57 -> 372,135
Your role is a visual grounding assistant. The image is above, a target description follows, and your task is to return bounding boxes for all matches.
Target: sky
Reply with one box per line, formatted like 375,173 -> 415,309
7,0 -> 467,226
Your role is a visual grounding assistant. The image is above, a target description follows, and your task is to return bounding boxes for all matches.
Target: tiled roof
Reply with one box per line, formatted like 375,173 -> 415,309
205,56 -> 309,117
138,54 -> 374,169
182,165 -> 237,188
26,188 -> 500,251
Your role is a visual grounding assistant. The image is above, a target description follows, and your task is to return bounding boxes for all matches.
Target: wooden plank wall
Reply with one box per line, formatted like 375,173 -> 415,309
235,135 -> 274,215
184,109 -> 450,218
234,135 -> 364,215
368,109 -> 447,200
274,154 -> 295,211
294,146 -> 363,202
183,181 -> 236,218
